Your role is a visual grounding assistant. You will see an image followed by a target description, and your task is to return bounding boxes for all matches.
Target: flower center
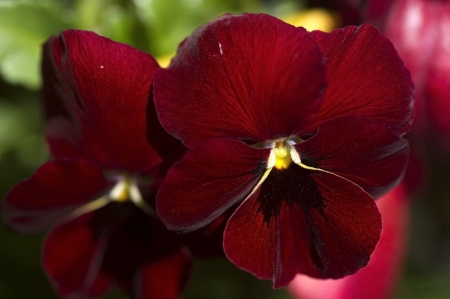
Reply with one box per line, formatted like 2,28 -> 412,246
64,174 -> 157,223
108,175 -> 157,217
268,140 -> 301,170
274,142 -> 292,170
109,175 -> 138,203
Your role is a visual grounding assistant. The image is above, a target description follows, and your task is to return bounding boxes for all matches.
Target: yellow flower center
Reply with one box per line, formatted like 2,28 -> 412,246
243,137 -> 325,204
274,142 -> 292,170
267,140 -> 301,171
109,175 -> 134,203
64,174 -> 157,222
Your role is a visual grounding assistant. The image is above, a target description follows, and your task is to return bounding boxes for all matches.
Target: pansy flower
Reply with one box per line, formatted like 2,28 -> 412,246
2,30 -> 191,299
153,13 -> 414,287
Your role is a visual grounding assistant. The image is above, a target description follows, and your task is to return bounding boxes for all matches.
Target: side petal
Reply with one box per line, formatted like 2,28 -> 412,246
295,116 -> 409,198
156,138 -> 270,231
287,184 -> 409,299
304,24 -> 414,136
224,165 -> 381,288
154,13 -> 327,148
42,30 -> 161,173
43,212 -> 112,298
2,159 -> 109,233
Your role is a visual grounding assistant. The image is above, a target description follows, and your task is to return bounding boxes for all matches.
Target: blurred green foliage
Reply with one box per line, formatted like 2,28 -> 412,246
0,0 -> 70,89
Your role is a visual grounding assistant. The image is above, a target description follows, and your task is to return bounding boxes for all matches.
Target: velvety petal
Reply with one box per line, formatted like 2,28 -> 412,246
98,203 -> 190,299
42,30 -> 161,173
157,138 -> 270,231
224,165 -> 381,288
2,159 -> 109,233
295,116 -> 409,198
304,24 -> 414,136
43,212 -> 112,298
153,13 -> 327,148
288,184 -> 409,299
136,250 -> 191,299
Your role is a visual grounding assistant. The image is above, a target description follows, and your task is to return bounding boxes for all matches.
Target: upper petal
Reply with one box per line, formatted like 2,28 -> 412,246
303,24 -> 414,136
42,30 -> 161,173
295,116 -> 410,198
156,138 -> 270,231
224,165 -> 381,287
154,13 -> 327,148
2,158 -> 109,234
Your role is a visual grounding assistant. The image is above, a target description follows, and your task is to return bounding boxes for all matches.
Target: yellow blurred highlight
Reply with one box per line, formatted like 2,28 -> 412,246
282,8 -> 340,32
156,53 -> 174,68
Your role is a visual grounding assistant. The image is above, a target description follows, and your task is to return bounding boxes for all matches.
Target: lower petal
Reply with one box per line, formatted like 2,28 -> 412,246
136,250 -> 192,299
287,183 -> 409,299
43,212 -> 112,298
224,165 -> 381,288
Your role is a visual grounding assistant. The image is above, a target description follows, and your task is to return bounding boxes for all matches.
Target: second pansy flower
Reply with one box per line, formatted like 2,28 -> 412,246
153,13 -> 414,287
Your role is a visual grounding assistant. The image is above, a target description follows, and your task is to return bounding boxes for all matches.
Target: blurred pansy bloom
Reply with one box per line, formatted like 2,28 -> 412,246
2,30 -> 191,299
153,13 -> 413,287
382,0 -> 450,149
288,183 -> 410,299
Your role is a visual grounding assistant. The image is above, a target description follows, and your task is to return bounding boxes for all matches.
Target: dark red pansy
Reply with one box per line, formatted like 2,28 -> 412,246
2,30 -> 193,299
154,13 -> 413,287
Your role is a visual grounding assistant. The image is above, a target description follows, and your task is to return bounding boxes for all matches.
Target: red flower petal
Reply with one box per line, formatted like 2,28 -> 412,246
156,138 -> 270,231
43,212 -> 112,298
296,116 -> 409,198
2,159 -> 108,233
288,184 -> 409,299
42,30 -> 161,173
136,250 -> 191,299
224,165 -> 381,288
154,13 -> 327,148
303,24 -> 414,136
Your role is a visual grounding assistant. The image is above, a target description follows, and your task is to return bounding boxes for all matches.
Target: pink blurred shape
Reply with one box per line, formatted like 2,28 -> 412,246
384,0 -> 450,149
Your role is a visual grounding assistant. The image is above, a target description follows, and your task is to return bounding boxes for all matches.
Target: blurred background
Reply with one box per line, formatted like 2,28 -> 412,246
1,0 -> 450,298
